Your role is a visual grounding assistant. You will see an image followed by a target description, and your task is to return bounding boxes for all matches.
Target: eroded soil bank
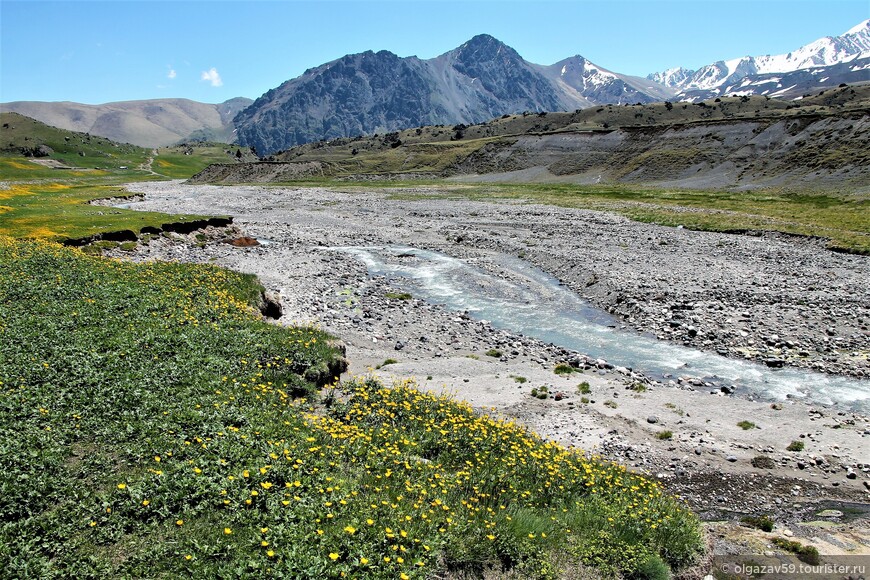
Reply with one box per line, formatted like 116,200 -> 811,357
115,180 -> 870,557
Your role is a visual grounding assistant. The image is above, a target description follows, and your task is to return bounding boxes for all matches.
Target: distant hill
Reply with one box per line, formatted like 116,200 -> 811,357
194,85 -> 870,192
0,111 -> 258,177
0,97 -> 252,148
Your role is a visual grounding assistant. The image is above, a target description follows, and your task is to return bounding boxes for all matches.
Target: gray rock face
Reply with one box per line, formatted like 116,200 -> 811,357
233,34 -> 676,155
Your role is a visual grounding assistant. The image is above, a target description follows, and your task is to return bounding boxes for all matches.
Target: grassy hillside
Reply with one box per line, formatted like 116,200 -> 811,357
0,112 -> 253,242
0,236 -> 705,578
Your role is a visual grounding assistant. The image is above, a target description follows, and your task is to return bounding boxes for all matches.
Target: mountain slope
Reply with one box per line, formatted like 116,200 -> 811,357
197,85 -> 870,196
0,97 -> 252,147
649,20 -> 870,100
234,35 -> 676,155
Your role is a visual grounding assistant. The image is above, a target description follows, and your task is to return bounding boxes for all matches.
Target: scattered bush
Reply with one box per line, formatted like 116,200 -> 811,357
385,291 -> 412,300
485,349 -> 502,358
531,386 -> 550,400
604,400 -> 618,409
741,515 -> 775,532
553,363 -> 576,375
656,431 -> 673,440
772,538 -> 821,565
577,381 -> 591,394
786,441 -> 805,452
737,421 -> 757,430
629,382 -> 648,393
512,375 -> 528,384
751,456 -> 776,469
375,358 -> 398,369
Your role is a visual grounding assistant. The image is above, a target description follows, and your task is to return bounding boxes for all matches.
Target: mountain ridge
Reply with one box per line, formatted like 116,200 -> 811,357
649,19 -> 870,99
236,22 -> 870,154
233,35 -> 677,154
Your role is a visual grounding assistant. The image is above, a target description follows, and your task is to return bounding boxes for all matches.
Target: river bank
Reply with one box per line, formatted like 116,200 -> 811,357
112,180 -> 869,556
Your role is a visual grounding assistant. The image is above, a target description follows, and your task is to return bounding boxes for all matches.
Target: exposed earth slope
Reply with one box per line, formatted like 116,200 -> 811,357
194,85 -> 870,193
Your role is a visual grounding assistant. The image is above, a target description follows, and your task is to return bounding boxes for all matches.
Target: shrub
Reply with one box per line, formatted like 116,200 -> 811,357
531,386 -> 549,400
629,382 -> 647,393
656,431 -> 673,440
772,538 -> 821,565
604,400 -> 618,409
751,456 -> 776,469
485,349 -> 502,358
577,382 -> 591,394
512,375 -> 528,384
737,421 -> 757,430
786,441 -> 805,452
375,358 -> 398,369
553,363 -> 576,375
385,292 -> 412,300
741,515 -> 774,532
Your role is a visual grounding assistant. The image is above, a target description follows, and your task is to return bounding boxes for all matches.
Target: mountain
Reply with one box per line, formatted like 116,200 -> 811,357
195,85 -> 870,195
0,97 -> 252,147
649,20 -> 870,100
233,35 -> 676,155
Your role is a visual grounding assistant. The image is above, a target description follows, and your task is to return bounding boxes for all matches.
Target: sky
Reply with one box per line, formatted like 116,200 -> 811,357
1,0 -> 868,104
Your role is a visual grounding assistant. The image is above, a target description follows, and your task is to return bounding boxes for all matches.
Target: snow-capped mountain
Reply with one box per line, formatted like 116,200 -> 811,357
537,56 -> 674,107
649,19 -> 870,98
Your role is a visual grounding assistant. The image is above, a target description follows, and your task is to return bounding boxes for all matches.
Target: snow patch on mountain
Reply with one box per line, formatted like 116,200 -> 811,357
648,19 -> 870,96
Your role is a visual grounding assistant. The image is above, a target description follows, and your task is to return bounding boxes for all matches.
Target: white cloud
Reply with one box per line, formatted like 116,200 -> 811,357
200,67 -> 223,87
167,68 -> 177,79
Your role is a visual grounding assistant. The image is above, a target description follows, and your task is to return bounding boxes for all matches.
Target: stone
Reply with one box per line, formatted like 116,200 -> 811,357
646,416 -> 659,424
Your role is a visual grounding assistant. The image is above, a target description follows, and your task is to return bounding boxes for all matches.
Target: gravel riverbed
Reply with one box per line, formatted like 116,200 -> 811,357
111,180 -> 870,556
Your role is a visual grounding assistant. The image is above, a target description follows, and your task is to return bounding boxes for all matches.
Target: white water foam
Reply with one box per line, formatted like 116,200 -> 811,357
335,246 -> 870,412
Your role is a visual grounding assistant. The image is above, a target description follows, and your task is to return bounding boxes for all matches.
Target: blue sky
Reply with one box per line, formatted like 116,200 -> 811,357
1,0 -> 867,104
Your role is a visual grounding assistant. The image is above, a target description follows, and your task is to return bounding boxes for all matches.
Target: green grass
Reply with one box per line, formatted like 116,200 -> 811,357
485,348 -> 503,358
0,177 -> 211,241
737,421 -> 757,430
655,431 -> 673,441
0,237 -> 705,578
0,113 -> 240,242
385,292 -> 413,301
375,358 -> 399,369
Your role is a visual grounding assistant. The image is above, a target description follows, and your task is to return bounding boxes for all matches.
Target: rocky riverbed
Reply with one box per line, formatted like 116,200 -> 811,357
109,180 -> 870,557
